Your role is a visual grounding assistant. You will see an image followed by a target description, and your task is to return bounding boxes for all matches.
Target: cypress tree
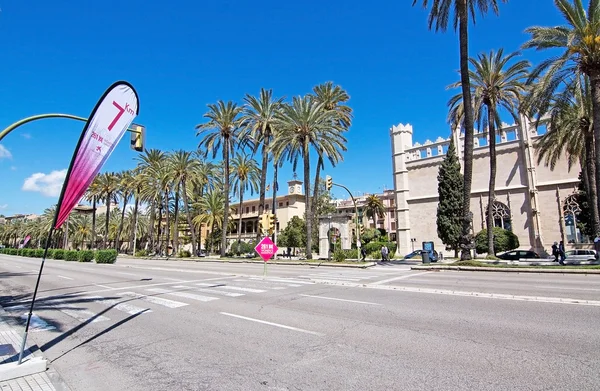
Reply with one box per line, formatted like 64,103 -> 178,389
437,138 -> 464,257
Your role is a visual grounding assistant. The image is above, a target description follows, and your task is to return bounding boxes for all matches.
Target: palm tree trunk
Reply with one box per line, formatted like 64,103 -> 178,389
237,186 -> 245,245
130,193 -> 139,254
116,193 -> 128,252
258,145 -> 269,220
157,200 -> 163,254
104,195 -> 111,249
91,197 -> 97,250
173,184 -> 180,254
312,156 -> 323,215
181,179 -> 198,256
486,108 -> 497,255
221,139 -> 230,256
304,140 -> 313,259
584,132 -> 600,234
458,0 -> 476,260
148,200 -> 155,251
164,190 -> 170,256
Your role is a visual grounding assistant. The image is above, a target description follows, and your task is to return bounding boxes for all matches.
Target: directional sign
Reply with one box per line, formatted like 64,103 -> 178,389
255,236 -> 278,262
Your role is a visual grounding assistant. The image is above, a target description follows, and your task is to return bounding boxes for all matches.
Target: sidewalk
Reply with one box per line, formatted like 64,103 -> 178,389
0,306 -> 67,391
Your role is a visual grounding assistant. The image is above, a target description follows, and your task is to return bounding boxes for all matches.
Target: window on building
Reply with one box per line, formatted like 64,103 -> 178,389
279,202 -> 283,207
563,194 -> 590,243
391,211 -> 395,218
266,204 -> 269,210
391,222 -> 396,230
246,207 -> 249,214
252,206 -> 256,212
286,201 -> 289,206
486,201 -> 512,231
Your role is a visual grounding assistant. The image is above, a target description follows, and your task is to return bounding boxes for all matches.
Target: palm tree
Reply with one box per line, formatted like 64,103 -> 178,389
272,96 -> 345,259
527,73 -> 600,234
72,215 -> 92,249
170,150 -> 201,255
196,100 -> 243,256
136,149 -> 167,253
309,82 -> 353,212
448,49 -> 530,254
522,0 -> 600,235
240,89 -> 285,223
230,153 -> 260,244
115,170 -> 134,252
192,190 -> 227,254
96,172 -> 119,249
128,170 -> 145,254
365,194 -> 386,231
413,0 -> 506,260
85,177 -> 102,249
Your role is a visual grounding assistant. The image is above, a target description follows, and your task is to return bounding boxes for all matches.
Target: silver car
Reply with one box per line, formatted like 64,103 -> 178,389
564,249 -> 597,262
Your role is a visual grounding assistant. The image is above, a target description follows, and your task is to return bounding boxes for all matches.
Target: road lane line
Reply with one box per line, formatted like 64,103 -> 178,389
95,284 -> 112,289
57,275 -> 74,280
299,294 -> 381,306
371,271 -> 432,285
220,312 -> 324,336
60,309 -> 110,323
174,285 -> 245,297
196,283 -> 265,293
83,295 -> 152,315
146,288 -> 219,302
249,277 -> 314,285
116,272 -> 138,277
121,292 -> 188,308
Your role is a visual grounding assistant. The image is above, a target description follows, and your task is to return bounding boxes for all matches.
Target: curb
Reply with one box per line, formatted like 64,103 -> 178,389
411,265 -> 600,274
124,256 -> 377,268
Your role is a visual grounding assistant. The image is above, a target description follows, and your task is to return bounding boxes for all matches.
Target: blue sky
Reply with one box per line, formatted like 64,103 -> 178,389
0,1 -> 565,216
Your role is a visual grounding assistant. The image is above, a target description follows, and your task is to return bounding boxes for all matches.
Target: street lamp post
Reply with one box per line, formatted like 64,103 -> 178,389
331,182 -> 361,260
411,238 -> 417,252
327,214 -> 332,261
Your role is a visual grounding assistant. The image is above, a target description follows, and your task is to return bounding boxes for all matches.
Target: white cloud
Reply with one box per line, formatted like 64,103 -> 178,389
22,169 -> 67,197
0,204 -> 7,209
21,133 -> 32,140
0,144 -> 12,159
10,166 -> 17,171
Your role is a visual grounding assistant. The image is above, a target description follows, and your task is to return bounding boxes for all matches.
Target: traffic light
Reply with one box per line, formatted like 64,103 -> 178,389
130,124 -> 146,152
268,213 -> 276,233
360,225 -> 365,235
259,213 -> 269,233
326,175 -> 333,191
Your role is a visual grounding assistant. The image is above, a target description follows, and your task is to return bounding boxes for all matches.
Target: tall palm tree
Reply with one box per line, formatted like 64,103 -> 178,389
309,82 -> 353,212
413,0 -> 506,260
96,172 -> 119,249
527,73 -> 600,234
196,100 -> 243,256
72,214 -> 92,249
448,49 -> 530,254
230,153 -> 260,244
271,96 -> 345,259
129,170 -> 145,255
365,194 -> 386,231
136,149 -> 167,253
192,190 -> 228,254
170,150 -> 201,255
85,177 -> 102,249
240,89 -> 285,223
115,170 -> 134,252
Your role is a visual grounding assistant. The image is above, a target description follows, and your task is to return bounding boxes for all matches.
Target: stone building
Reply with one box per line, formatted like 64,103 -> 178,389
332,190 -> 397,241
390,116 -> 585,257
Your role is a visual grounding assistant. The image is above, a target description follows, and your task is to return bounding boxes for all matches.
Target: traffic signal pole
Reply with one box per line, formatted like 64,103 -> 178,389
329,180 -> 361,261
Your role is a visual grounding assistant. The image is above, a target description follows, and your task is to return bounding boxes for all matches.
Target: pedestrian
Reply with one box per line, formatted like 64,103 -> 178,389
594,235 -> 600,260
287,247 -> 292,259
360,247 -> 366,261
551,242 -> 559,262
439,251 -> 444,261
381,245 -> 389,262
559,240 -> 566,265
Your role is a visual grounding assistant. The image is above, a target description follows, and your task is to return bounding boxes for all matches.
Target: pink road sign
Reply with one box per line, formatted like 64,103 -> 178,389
255,236 -> 278,262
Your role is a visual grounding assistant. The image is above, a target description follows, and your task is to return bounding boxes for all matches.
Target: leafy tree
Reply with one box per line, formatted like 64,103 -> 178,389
309,179 -> 336,251
278,216 -> 306,249
475,227 -> 519,255
364,194 -> 385,230
437,139 -> 464,257
360,228 -> 381,245
575,171 -> 595,238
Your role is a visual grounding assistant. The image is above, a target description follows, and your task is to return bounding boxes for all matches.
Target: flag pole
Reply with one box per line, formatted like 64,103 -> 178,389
17,228 -> 54,364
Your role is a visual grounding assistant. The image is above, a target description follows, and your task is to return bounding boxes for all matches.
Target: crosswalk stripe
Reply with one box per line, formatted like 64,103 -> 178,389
60,309 -> 110,323
249,277 -> 314,285
83,295 -> 152,315
173,285 -> 244,297
121,292 -> 188,308
146,288 -> 219,302
243,278 -> 301,287
195,283 -> 265,293
299,275 -> 362,281
232,279 -> 290,289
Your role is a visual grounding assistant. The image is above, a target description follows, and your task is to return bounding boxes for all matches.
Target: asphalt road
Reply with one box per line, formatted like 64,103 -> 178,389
1,255 -> 599,391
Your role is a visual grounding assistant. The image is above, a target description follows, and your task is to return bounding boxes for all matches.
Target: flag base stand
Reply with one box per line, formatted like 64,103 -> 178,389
0,357 -> 48,382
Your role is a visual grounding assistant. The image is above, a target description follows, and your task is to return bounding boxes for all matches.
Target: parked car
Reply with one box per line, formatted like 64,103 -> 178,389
497,250 -> 540,261
564,249 -> 597,262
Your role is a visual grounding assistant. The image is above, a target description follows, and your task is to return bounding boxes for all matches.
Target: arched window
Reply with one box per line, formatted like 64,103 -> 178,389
486,201 -> 512,231
563,194 -> 586,243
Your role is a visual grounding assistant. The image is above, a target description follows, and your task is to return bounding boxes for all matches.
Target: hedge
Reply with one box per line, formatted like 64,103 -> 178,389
95,249 -> 117,264
53,249 -> 64,260
363,242 -> 397,255
475,227 -> 519,255
78,250 -> 94,262
64,250 -> 79,262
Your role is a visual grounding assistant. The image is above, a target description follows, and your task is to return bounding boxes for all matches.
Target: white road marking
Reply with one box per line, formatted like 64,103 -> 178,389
14,266 -> 21,269
196,283 -> 265,293
60,309 -> 110,323
146,288 -> 219,302
116,272 -> 138,277
30,269 -> 38,273
300,275 -> 362,281
250,277 -> 314,285
83,295 -> 152,316
233,279 -> 292,289
57,275 -> 74,280
533,285 -> 600,292
220,312 -> 324,336
94,284 -> 112,289
299,294 -> 381,306
121,292 -> 188,308
371,271 -> 432,285
163,277 -> 186,282
174,285 -> 244,297
23,313 -> 56,332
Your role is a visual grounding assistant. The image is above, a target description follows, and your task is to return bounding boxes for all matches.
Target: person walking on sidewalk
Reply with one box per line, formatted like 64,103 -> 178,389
360,247 -> 366,261
380,244 -> 389,262
559,241 -> 566,265
552,242 -> 559,262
